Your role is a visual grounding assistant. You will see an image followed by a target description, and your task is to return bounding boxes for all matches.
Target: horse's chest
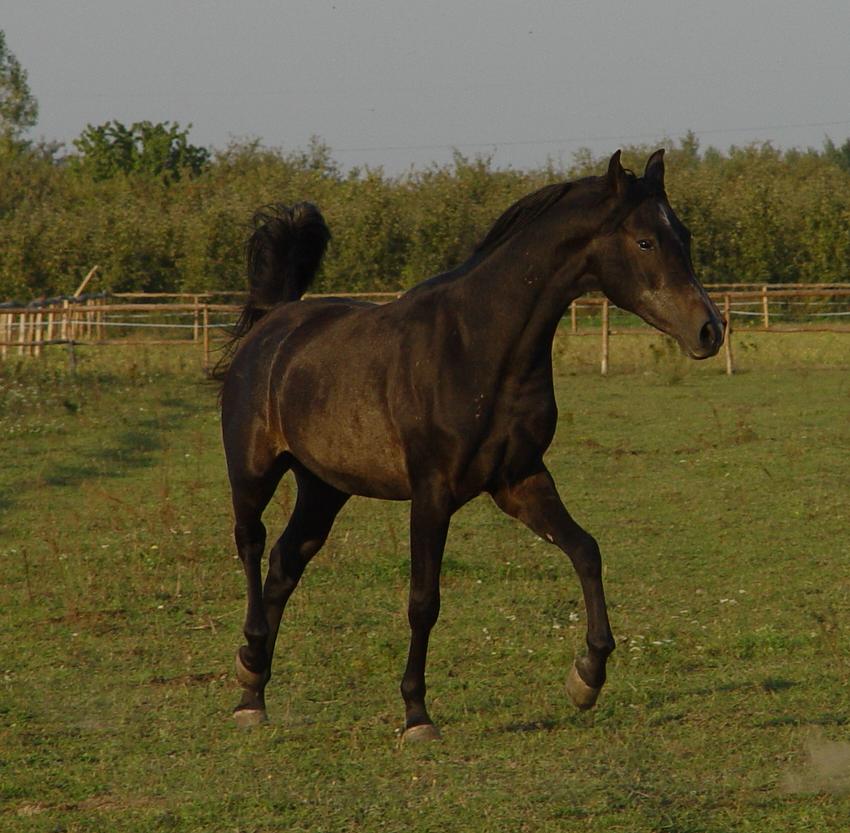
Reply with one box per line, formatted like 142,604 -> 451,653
502,395 -> 557,458
461,391 -> 557,492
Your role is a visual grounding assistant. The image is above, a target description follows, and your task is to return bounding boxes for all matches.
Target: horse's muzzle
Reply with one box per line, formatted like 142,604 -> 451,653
691,314 -> 725,359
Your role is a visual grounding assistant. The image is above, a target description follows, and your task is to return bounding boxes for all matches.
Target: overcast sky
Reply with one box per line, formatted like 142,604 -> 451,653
5,1 -> 850,172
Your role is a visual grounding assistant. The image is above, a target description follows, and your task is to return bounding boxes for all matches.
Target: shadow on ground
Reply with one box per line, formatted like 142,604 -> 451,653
1,395 -> 204,515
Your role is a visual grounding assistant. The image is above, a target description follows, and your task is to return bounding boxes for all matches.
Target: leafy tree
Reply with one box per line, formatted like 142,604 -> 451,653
3,132 -> 850,300
823,137 -> 850,173
0,30 -> 38,146
71,120 -> 210,182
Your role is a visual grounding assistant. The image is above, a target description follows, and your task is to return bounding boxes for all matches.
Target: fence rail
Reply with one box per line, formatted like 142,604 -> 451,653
2,284 -> 849,374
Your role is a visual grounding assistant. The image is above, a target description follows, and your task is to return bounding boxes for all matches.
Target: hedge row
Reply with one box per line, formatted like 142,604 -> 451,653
2,137 -> 849,300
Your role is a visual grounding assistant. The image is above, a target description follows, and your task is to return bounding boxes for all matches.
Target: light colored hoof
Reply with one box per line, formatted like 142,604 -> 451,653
235,651 -> 266,689
402,723 -> 442,743
233,708 -> 269,728
566,662 -> 601,711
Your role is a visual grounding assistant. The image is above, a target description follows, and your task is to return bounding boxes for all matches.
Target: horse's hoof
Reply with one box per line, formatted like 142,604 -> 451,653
566,662 -> 602,711
233,708 -> 269,728
402,723 -> 442,743
235,649 -> 266,689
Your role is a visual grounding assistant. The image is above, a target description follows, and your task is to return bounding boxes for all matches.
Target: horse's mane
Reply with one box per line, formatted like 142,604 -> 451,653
473,182 -> 573,257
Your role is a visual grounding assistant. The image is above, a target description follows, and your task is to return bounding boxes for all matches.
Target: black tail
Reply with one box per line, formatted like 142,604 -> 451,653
214,202 -> 330,379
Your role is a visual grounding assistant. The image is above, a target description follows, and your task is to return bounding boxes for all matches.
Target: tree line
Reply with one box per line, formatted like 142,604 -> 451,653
2,34 -> 849,300
3,130 -> 850,302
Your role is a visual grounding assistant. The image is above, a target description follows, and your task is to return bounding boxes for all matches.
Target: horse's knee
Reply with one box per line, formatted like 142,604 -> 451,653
235,521 -> 266,557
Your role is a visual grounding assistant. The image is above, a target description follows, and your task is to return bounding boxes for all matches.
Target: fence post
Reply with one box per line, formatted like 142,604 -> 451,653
33,311 -> 43,357
46,308 -> 55,346
18,313 -> 26,356
3,313 -> 11,359
570,300 -> 577,333
193,295 -> 200,342
761,284 -> 769,330
601,299 -> 609,376
723,294 -> 734,376
203,305 -> 210,373
0,313 -> 6,359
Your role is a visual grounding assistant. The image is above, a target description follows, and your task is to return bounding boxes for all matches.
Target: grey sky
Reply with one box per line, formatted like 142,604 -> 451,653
5,0 -> 850,172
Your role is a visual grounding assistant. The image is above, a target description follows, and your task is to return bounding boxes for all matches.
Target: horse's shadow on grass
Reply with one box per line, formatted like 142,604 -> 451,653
759,714 -> 848,729
638,678 -> 846,729
502,718 -> 564,734
492,676 -> 839,736
644,676 -> 799,709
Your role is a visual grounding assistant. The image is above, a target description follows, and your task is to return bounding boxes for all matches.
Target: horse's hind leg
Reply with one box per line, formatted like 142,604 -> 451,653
492,467 -> 615,711
257,470 -> 349,695
229,454 -> 289,727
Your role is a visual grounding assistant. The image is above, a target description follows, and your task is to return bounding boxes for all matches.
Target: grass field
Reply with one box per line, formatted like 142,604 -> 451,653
2,331 -> 849,832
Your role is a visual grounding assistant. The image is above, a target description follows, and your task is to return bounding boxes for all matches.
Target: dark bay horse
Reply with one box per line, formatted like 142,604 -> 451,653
220,150 -> 724,740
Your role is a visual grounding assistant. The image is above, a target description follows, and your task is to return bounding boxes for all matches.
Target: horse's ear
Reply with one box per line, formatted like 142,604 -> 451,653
607,150 -> 627,195
644,149 -> 665,191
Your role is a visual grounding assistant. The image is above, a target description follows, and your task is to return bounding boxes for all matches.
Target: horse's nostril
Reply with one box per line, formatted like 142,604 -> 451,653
699,319 -> 720,351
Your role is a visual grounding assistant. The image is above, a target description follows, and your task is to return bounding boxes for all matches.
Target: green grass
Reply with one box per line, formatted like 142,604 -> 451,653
1,333 -> 849,832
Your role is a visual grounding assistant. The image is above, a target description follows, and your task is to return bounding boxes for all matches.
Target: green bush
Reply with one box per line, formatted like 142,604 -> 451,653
1,132 -> 849,301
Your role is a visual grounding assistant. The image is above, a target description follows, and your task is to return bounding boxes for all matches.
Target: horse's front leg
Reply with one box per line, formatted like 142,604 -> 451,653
492,467 -> 615,710
400,493 -> 451,742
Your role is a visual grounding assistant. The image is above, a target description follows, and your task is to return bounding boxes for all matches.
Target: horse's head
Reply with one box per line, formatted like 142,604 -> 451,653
588,150 -> 724,359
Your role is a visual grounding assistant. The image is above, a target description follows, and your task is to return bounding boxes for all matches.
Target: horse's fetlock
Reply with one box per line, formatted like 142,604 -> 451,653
590,636 -> 616,657
401,677 -> 426,704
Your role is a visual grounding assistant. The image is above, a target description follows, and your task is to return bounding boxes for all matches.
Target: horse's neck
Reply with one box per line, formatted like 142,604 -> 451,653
447,233 -> 590,374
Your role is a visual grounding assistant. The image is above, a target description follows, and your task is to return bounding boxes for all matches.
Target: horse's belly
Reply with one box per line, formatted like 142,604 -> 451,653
294,435 -> 411,500
282,389 -> 411,499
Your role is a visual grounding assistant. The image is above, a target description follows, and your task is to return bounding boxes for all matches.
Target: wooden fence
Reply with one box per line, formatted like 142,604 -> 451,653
565,287 -> 850,375
2,285 -> 849,375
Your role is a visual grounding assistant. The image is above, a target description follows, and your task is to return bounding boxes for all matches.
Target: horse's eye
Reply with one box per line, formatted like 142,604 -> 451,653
637,239 -> 654,251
